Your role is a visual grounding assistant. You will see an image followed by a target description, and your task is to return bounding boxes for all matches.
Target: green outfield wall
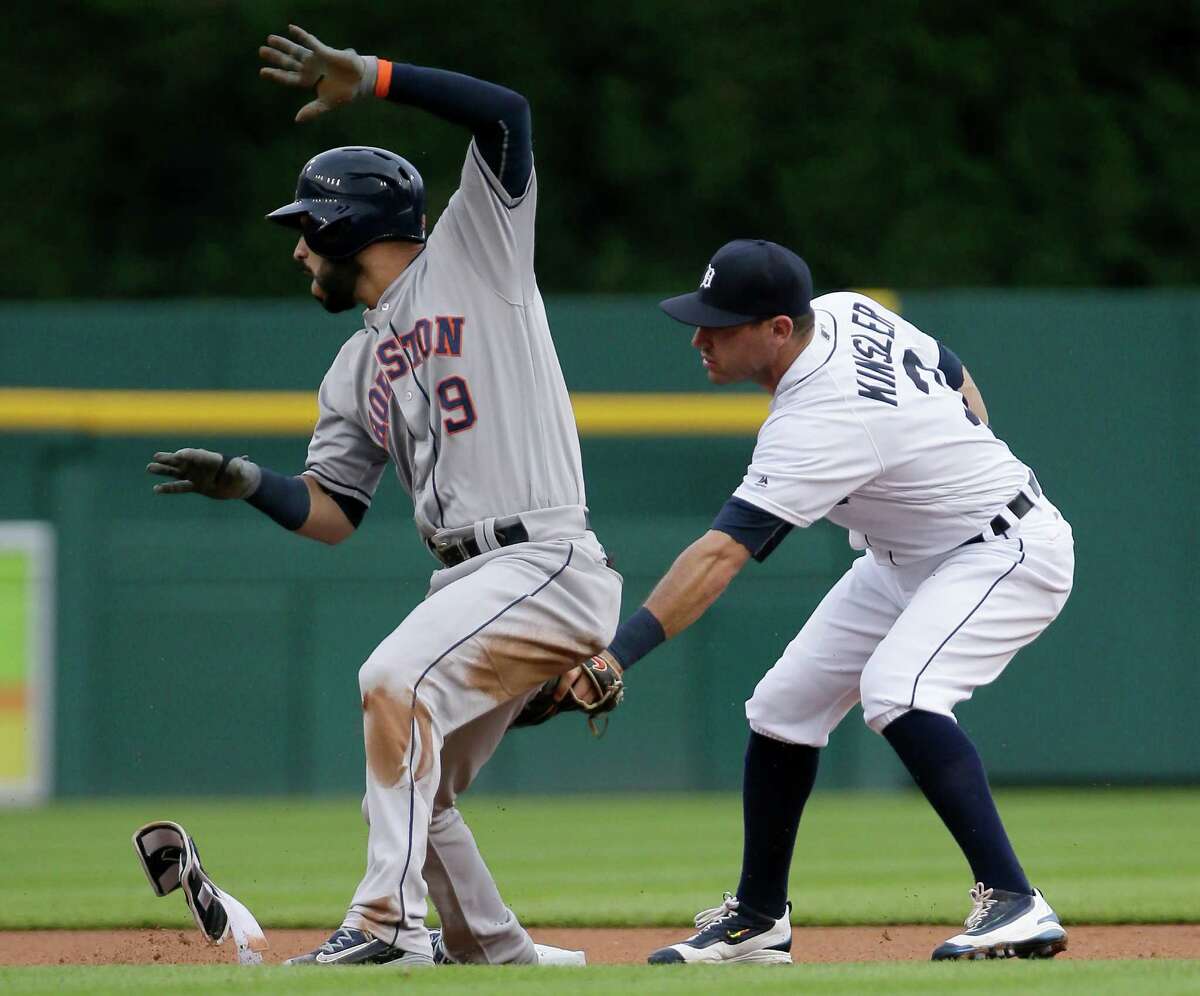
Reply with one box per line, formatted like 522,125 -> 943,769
0,292 -> 1196,796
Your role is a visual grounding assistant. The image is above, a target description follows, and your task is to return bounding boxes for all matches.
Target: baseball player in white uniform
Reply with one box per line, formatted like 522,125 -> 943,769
147,26 -> 621,967
584,239 -> 1074,964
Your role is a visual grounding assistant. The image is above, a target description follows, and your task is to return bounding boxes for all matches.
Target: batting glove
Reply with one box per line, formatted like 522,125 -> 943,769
147,448 -> 262,500
259,24 -> 374,123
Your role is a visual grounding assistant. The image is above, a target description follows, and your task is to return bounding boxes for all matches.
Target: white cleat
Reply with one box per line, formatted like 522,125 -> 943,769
932,883 -> 1067,961
533,942 -> 586,966
647,893 -> 793,965
429,929 -> 585,966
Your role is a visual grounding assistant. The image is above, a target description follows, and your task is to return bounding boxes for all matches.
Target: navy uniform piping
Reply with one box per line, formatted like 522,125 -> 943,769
391,543 -> 575,941
907,539 -> 1026,708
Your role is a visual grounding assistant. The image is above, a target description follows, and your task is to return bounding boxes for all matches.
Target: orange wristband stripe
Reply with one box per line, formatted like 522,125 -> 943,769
374,59 -> 393,98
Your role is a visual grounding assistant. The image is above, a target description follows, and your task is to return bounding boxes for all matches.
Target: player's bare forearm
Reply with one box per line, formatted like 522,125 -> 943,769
295,476 -> 355,545
961,367 -> 989,425
644,530 -> 751,638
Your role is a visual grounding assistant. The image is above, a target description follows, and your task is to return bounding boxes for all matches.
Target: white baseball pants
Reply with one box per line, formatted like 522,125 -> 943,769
746,501 -> 1074,745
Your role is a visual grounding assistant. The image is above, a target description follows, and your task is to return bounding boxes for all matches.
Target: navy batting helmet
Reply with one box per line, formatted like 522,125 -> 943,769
266,146 -> 425,260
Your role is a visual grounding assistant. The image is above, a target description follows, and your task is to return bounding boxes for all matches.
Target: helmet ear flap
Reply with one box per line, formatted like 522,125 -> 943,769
307,214 -> 352,254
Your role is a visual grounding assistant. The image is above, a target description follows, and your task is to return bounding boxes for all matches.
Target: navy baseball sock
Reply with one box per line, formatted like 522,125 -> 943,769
882,710 -> 1032,895
734,731 -> 819,919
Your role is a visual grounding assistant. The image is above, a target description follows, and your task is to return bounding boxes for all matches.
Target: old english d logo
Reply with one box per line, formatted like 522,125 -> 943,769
700,265 -> 715,289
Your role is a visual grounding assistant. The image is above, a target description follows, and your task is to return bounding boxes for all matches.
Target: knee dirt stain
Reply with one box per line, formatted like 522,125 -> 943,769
363,687 -> 435,787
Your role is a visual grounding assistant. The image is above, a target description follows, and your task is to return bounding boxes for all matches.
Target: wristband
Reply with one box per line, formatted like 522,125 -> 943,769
374,58 -> 393,99
607,607 -> 666,673
355,55 -> 388,100
246,468 -> 311,531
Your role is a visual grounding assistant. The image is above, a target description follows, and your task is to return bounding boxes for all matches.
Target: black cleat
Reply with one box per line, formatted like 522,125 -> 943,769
284,926 -> 435,967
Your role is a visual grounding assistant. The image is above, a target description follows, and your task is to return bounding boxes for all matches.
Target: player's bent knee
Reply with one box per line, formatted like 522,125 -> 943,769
745,686 -> 786,734
357,655 -> 390,695
859,673 -> 913,735
357,646 -> 426,695
746,695 -> 833,748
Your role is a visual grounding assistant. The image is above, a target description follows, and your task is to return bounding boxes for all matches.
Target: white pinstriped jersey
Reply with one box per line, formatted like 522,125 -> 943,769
303,142 -> 586,539
733,292 -> 1029,564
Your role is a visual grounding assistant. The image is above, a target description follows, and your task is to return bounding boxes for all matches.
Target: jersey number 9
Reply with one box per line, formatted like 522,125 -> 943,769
436,375 -> 477,434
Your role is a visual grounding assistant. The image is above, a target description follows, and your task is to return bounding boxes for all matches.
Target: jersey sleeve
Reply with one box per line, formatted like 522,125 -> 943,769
433,140 -> 537,305
711,496 -> 794,562
302,366 -> 389,508
936,342 -> 965,390
903,321 -> 965,391
733,410 -> 882,527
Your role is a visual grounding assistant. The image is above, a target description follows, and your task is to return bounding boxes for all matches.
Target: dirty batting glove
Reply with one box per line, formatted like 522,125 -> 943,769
258,24 -> 372,122
147,448 -> 261,500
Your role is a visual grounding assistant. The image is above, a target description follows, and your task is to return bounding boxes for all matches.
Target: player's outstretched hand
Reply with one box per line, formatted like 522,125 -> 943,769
259,24 -> 367,123
147,448 -> 261,500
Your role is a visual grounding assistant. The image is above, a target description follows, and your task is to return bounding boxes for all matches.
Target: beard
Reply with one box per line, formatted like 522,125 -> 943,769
312,256 -> 362,313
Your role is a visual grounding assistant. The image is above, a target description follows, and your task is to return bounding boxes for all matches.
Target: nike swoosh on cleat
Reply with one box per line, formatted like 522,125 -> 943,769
1037,914 -> 1060,924
727,929 -> 750,939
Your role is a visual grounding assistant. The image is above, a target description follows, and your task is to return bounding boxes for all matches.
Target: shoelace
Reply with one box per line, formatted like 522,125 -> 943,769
694,892 -> 741,930
963,883 -> 998,930
319,927 -> 358,953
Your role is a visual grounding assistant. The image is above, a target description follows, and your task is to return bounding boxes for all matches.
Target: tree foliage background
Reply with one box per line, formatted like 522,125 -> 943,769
3,0 -> 1196,297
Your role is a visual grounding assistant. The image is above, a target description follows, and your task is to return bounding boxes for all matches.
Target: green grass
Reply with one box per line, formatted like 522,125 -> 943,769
1,789 -> 1197,930
3,962 -> 1200,996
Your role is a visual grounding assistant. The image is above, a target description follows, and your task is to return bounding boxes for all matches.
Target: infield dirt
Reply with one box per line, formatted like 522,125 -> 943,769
1,925 -> 1197,966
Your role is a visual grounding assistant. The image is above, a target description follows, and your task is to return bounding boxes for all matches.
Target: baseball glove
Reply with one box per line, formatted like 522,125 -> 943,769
510,651 -> 624,736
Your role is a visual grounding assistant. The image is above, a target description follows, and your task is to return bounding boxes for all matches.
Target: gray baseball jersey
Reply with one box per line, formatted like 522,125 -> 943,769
300,139 -> 622,961
303,141 -> 586,539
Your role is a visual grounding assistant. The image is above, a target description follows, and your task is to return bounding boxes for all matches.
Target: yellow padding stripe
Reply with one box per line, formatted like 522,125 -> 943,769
0,389 -> 769,436
0,390 -> 318,435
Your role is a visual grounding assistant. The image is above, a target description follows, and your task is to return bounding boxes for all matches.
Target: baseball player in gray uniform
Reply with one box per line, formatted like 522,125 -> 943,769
582,239 -> 1074,964
147,25 -> 621,967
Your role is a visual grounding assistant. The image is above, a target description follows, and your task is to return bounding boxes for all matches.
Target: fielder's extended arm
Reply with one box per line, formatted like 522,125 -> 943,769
146,448 -> 360,546
601,497 -> 787,677
259,25 -> 532,198
642,531 -> 751,637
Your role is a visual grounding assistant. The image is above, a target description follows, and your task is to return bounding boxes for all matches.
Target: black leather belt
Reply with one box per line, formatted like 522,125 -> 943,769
427,518 -> 530,567
961,471 -> 1042,547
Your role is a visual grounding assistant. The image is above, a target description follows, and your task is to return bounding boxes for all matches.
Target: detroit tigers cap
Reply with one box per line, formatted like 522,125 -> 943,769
659,239 -> 813,328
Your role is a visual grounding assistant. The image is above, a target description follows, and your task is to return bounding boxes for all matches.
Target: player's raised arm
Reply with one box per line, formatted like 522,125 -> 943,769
259,25 -> 532,198
146,448 -> 361,546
